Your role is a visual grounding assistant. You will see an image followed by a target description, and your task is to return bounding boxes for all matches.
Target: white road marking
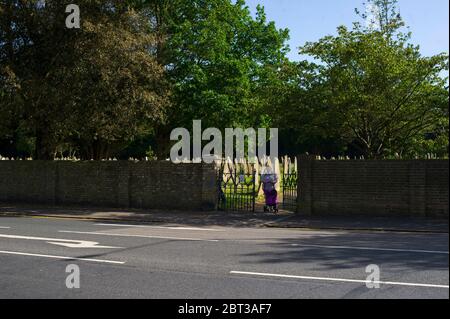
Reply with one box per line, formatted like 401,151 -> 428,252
95,223 -> 225,232
0,250 -> 125,264
230,271 -> 450,289
289,243 -> 449,255
0,233 -> 122,249
0,226 -> 10,229
59,230 -> 219,242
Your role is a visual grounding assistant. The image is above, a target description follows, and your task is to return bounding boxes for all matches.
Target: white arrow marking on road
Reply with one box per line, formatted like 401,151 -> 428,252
0,250 -> 125,264
0,234 -> 122,249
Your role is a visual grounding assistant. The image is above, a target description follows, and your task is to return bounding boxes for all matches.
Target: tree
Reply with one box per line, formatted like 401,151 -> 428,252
0,0 -> 59,159
355,0 -> 404,35
60,2 -> 170,160
0,0 -> 170,159
1,0 -> 289,159
260,58 -> 349,157
133,0 -> 290,158
294,0 -> 449,158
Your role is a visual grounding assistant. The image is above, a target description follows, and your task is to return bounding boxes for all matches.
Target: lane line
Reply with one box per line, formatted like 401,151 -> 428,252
230,271 -> 450,289
59,230 -> 219,242
0,250 -> 125,264
95,223 -> 225,232
289,243 -> 449,255
0,226 -> 10,229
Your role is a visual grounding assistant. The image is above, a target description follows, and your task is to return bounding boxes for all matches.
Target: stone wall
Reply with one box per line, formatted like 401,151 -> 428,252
298,156 -> 449,218
0,161 -> 218,211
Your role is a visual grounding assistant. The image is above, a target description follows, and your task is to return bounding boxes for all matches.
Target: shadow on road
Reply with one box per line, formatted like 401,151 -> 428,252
236,232 -> 449,271
0,204 -> 292,228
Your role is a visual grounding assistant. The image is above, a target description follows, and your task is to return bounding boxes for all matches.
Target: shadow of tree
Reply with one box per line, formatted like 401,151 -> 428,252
236,232 -> 449,272
0,204 -> 293,228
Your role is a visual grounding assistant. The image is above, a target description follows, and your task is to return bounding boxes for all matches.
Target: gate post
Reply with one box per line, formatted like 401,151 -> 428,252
201,163 -> 218,211
252,169 -> 256,212
298,155 -> 314,215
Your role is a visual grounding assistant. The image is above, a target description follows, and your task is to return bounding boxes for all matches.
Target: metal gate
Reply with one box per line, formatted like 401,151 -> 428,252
218,164 -> 257,212
282,171 -> 298,211
217,157 -> 298,213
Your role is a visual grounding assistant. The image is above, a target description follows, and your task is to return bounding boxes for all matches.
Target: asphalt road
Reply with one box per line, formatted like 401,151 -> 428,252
0,216 -> 448,299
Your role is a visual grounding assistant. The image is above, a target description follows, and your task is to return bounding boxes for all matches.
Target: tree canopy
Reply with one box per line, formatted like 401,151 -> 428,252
1,0 -> 169,159
0,0 -> 448,160
270,0 -> 449,158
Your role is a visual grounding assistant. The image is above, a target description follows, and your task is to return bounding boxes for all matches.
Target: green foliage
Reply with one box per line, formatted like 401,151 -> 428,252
271,0 -> 449,159
140,0 -> 290,76
0,0 -> 448,160
299,26 -> 448,158
355,0 -> 406,36
148,0 -> 290,156
61,3 -> 170,159
0,0 -> 169,159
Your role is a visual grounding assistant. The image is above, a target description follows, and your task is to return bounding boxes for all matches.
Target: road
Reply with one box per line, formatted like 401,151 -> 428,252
0,216 -> 448,299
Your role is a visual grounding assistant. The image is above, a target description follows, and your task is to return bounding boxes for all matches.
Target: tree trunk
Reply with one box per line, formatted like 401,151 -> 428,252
35,130 -> 54,160
154,128 -> 172,160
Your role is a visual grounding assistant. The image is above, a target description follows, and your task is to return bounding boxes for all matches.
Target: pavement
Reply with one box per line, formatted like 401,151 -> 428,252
0,205 -> 448,233
0,209 -> 448,299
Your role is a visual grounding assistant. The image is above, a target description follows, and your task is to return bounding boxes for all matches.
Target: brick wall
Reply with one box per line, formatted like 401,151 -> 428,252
298,156 -> 449,218
0,161 -> 218,211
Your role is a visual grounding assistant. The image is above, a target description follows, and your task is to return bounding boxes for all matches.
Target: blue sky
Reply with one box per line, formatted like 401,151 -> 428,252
243,0 -> 449,61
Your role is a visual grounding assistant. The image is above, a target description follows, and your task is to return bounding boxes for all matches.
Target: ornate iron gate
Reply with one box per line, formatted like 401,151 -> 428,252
217,157 -> 298,213
218,164 -> 257,212
282,172 -> 298,211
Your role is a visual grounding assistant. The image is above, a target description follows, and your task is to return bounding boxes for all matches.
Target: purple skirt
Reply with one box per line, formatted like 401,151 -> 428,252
264,190 -> 278,206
